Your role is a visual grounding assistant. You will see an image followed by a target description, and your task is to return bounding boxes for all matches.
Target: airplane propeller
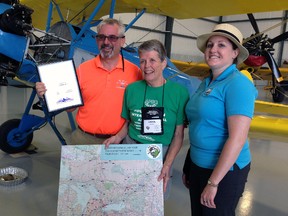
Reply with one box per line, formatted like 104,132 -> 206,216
243,13 -> 288,83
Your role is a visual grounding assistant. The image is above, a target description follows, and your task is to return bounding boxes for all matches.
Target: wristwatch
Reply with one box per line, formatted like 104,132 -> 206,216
207,179 -> 218,187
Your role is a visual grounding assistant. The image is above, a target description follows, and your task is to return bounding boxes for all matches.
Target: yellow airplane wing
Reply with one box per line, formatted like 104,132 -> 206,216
172,60 -> 288,80
247,66 -> 288,81
171,60 -> 210,79
252,99 -> 288,136
255,100 -> 288,116
251,115 -> 288,136
21,0 -> 288,30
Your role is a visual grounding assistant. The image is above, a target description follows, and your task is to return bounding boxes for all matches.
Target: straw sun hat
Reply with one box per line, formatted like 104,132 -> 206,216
196,23 -> 249,64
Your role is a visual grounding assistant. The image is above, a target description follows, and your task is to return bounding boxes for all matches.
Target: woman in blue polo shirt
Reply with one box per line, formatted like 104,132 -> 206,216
185,23 -> 258,215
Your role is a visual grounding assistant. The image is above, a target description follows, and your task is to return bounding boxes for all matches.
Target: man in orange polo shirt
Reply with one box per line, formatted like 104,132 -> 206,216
36,18 -> 142,144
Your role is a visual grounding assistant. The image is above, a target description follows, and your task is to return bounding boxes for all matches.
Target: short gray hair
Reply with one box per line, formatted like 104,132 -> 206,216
96,18 -> 125,36
138,39 -> 167,62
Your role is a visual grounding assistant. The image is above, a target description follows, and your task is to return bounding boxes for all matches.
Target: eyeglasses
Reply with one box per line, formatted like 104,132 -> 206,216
95,34 -> 125,42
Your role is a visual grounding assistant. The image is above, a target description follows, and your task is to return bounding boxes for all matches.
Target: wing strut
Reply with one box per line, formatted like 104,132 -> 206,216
109,0 -> 116,18
74,0 -> 106,41
125,8 -> 146,32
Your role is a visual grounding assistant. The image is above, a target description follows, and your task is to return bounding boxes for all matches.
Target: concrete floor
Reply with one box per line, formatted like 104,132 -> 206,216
1,85 -> 288,216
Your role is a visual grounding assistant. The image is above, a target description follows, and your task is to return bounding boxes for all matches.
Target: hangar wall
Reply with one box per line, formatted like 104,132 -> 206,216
104,11 -> 288,67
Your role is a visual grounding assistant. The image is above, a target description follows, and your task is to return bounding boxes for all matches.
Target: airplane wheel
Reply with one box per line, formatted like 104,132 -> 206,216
0,119 -> 33,154
272,86 -> 285,103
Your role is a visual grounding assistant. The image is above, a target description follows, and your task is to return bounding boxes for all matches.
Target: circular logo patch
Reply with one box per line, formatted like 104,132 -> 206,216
146,144 -> 161,159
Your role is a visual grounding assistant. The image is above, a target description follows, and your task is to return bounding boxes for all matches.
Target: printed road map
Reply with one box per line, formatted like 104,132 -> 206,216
57,144 -> 164,216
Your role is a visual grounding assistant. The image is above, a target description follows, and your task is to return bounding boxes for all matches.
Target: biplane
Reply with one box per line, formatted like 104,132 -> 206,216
1,0 -> 288,154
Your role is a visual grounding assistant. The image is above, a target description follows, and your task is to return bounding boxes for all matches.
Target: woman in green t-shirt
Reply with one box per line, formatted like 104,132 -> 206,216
104,39 -> 189,199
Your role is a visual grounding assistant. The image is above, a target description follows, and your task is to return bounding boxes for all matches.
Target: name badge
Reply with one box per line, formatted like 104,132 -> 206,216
141,107 -> 164,135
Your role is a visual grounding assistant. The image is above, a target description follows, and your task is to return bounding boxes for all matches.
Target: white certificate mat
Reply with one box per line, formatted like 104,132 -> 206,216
37,60 -> 83,112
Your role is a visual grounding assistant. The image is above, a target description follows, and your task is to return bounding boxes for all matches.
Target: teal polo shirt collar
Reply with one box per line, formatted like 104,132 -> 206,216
205,64 -> 237,86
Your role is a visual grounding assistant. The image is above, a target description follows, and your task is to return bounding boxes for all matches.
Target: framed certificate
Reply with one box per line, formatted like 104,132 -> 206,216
37,59 -> 83,112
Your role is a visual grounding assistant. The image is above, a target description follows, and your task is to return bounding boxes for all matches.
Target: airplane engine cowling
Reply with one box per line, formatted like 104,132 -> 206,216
0,3 -> 33,36
0,2 -> 32,85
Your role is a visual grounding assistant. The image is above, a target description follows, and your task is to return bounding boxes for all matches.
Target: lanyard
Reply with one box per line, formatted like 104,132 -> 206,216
142,81 -> 165,107
141,81 -> 166,135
